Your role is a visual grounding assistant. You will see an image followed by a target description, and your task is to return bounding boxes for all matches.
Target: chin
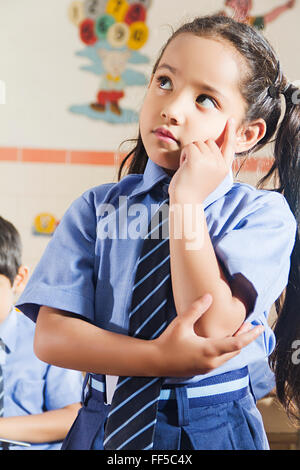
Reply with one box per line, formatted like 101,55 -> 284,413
148,150 -> 180,173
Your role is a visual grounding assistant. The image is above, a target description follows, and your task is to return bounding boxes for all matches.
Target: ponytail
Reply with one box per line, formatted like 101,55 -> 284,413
258,84 -> 300,421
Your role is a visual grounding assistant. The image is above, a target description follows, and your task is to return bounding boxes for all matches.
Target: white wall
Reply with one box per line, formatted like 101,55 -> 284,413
0,0 -> 298,150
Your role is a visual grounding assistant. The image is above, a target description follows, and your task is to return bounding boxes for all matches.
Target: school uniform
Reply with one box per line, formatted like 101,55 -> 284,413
0,308 -> 83,450
17,158 -> 297,450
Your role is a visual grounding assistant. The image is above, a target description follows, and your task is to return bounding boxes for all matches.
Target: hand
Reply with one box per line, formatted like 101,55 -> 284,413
168,118 -> 236,203
286,0 -> 295,8
154,294 -> 264,377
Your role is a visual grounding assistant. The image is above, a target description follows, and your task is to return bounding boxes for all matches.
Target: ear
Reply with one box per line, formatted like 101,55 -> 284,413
13,265 -> 29,295
235,118 -> 267,154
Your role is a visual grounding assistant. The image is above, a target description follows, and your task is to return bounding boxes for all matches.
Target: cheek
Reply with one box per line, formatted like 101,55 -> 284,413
0,291 -> 13,320
139,97 -> 152,134
188,117 -> 226,147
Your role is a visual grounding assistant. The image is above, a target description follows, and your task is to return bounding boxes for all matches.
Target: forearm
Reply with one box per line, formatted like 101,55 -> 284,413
35,307 -> 161,377
264,4 -> 289,23
169,199 -> 246,337
0,404 -> 81,444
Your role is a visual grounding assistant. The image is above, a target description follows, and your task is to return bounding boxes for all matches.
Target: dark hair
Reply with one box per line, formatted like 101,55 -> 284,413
118,15 -> 300,420
0,216 -> 22,286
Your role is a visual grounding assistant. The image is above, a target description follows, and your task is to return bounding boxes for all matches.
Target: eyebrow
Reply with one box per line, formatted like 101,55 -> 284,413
156,63 -> 228,102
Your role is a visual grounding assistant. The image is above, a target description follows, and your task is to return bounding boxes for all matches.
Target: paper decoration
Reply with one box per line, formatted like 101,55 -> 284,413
68,0 -> 152,124
220,0 -> 296,30
33,213 -> 59,236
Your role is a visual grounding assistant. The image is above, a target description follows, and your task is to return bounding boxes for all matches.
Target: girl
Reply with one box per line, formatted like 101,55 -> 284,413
17,15 -> 298,450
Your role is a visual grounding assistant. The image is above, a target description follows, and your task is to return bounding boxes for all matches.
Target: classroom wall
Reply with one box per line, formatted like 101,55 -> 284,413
0,0 -> 299,271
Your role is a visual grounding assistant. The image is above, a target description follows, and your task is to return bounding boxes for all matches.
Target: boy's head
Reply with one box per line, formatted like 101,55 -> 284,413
0,216 -> 28,323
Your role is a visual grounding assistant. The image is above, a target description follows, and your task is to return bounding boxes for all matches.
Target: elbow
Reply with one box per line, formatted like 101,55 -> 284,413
194,297 -> 247,339
33,323 -> 54,364
34,306 -> 63,365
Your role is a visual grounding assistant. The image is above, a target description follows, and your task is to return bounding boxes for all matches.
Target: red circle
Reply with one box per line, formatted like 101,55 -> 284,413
79,18 -> 97,45
124,4 -> 146,25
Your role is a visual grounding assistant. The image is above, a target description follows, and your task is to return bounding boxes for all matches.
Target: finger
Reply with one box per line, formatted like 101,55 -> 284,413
221,118 -> 236,167
212,325 -> 264,355
191,140 -> 207,154
183,294 -> 213,326
233,322 -> 252,336
205,138 -> 221,155
179,148 -> 188,166
180,142 -> 203,166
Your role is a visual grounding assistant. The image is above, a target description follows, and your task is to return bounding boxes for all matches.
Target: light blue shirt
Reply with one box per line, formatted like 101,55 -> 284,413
17,159 -> 297,388
0,308 -> 83,450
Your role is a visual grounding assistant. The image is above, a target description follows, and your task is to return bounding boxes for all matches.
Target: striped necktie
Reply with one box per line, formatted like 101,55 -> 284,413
0,339 -> 5,418
103,193 -> 173,450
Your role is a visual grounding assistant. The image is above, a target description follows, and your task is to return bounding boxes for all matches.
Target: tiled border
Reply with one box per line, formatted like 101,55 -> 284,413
0,147 -> 273,172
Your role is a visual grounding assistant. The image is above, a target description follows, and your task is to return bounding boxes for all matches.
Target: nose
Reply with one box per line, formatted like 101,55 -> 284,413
160,94 -> 186,126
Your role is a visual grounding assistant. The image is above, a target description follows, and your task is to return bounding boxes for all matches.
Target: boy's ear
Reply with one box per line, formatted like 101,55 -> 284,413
235,118 -> 267,154
13,265 -> 29,294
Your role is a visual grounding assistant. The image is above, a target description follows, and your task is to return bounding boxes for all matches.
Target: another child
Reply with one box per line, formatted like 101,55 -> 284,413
17,15 -> 298,450
0,216 -> 83,450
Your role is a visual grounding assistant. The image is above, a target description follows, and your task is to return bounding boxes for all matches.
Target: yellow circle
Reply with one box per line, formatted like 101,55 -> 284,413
68,1 -> 85,26
127,21 -> 148,50
34,213 -> 57,235
106,0 -> 129,22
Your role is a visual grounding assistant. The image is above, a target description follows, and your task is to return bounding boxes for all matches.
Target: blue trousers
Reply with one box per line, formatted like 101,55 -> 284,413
61,372 -> 269,450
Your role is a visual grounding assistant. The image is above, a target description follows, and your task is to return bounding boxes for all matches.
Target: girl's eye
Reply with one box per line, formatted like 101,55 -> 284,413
156,76 -> 172,91
196,94 -> 216,109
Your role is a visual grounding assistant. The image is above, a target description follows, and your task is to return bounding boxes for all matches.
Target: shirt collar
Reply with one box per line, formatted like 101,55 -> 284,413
0,308 -> 18,353
128,158 -> 234,207
128,158 -> 171,199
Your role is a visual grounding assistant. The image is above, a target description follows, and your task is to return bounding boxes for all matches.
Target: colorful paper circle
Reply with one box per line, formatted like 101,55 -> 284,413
33,213 -> 57,236
107,22 -> 130,47
124,3 -> 146,25
68,1 -> 85,26
127,0 -> 151,9
95,14 -> 115,39
127,21 -> 148,50
106,0 -> 129,22
79,18 -> 98,45
84,0 -> 107,19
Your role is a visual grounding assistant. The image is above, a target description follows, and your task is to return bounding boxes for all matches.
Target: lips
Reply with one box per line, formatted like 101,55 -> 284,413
153,127 -> 179,144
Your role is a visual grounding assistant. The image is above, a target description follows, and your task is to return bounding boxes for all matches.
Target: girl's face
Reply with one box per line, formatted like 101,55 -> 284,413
139,33 -> 248,173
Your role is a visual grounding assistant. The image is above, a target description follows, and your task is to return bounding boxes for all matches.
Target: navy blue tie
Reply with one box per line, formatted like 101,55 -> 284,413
103,193 -> 172,450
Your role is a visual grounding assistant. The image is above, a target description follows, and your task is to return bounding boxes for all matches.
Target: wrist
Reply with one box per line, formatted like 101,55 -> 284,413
148,339 -> 166,377
169,191 -> 205,206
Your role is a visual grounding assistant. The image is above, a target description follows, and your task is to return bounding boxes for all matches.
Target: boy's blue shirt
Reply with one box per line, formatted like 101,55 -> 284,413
17,158 -> 297,389
0,308 -> 83,450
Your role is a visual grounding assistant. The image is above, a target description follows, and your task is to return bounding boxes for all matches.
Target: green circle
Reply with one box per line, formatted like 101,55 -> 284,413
95,14 -> 115,39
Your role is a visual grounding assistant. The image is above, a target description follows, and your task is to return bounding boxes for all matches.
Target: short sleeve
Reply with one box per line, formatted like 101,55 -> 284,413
43,365 -> 83,410
214,191 -> 297,317
17,193 -> 97,323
